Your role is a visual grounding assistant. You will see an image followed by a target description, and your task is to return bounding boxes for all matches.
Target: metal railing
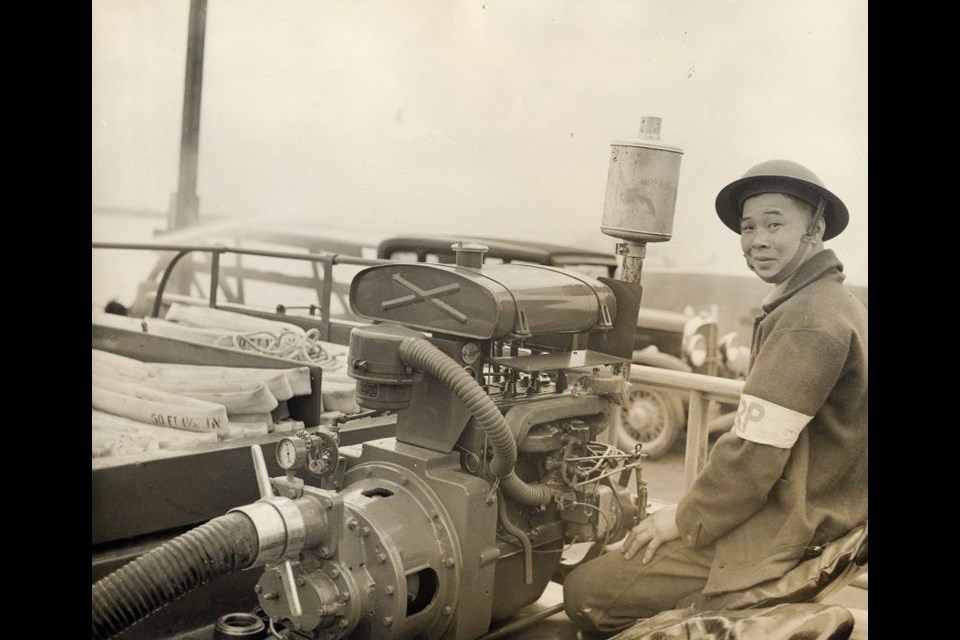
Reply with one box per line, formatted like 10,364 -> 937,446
92,241 -> 391,341
629,364 -> 744,488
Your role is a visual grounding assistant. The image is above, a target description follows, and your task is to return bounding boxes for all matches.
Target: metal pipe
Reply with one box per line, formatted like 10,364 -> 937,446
629,364 -> 744,400
92,241 -> 392,266
476,603 -> 566,640
684,390 -> 711,490
170,0 -> 208,231
617,241 -> 647,285
151,249 -> 195,318
496,493 -> 534,585
209,249 -> 221,307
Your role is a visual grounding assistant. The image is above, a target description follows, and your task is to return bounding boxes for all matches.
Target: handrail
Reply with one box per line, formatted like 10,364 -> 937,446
92,240 -> 391,340
91,241 -> 388,267
629,363 -> 744,489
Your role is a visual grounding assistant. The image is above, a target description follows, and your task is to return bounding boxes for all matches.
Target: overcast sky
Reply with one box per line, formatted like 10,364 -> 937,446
92,0 -> 867,285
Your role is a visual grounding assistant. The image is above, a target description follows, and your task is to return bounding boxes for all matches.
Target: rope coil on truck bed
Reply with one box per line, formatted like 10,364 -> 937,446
215,328 -> 347,368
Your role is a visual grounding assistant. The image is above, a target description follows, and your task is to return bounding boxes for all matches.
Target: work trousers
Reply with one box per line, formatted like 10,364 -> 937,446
562,539 -> 715,636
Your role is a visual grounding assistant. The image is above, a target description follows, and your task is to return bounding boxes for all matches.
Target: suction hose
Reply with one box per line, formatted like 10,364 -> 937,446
92,512 -> 258,640
399,337 -> 517,476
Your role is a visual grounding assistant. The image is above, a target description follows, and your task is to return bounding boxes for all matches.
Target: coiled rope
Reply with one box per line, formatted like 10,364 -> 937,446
214,329 -> 346,369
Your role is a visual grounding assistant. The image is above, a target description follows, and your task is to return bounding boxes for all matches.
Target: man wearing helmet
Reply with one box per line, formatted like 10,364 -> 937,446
563,160 -> 867,637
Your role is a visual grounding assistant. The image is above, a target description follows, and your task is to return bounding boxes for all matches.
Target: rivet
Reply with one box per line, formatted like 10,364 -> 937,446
442,606 -> 452,616
377,552 -> 387,563
383,617 -> 394,627
348,519 -> 358,530
443,557 -> 455,567
339,618 -> 350,629
360,526 -> 371,537
385,585 -> 395,595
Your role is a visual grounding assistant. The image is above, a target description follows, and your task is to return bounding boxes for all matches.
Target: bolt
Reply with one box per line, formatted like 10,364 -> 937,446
339,593 -> 351,603
385,586 -> 395,596
443,557 -> 455,568
383,617 -> 394,627
376,552 -> 387,563
330,568 -> 340,579
319,546 -> 330,557
360,526 -> 371,537
348,518 -> 358,530
442,606 -> 452,616
262,591 -> 279,600
339,618 -> 350,629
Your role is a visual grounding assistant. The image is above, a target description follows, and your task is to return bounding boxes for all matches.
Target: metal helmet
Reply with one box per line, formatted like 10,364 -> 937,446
715,159 -> 849,240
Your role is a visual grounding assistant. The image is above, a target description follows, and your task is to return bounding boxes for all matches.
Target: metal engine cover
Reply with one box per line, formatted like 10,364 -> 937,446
349,263 -> 616,340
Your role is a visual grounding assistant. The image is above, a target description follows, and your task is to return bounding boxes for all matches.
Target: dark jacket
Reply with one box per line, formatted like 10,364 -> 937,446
675,249 -> 867,595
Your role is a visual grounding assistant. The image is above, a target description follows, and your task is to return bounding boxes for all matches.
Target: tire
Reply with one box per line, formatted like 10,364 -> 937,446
613,383 -> 685,459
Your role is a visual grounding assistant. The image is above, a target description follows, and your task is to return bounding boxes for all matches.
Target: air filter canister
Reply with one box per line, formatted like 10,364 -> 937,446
601,116 -> 683,243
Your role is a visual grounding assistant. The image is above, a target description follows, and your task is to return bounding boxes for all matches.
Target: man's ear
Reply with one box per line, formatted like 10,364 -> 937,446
805,215 -> 826,243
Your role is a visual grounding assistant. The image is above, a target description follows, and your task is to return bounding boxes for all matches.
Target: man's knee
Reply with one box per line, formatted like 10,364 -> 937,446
563,562 -> 609,633
562,563 -> 590,619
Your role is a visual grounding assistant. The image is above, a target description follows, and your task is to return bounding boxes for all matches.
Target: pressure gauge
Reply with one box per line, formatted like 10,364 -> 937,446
276,437 -> 308,470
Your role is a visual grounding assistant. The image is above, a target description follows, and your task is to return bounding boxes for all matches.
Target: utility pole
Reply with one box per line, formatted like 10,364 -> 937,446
168,0 -> 208,231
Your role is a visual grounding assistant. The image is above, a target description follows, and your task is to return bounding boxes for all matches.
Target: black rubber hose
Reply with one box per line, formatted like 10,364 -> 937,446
398,337 -> 517,476
92,512 -> 259,640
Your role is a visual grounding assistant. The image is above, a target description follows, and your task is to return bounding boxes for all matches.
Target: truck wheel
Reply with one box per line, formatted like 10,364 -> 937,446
613,384 -> 685,459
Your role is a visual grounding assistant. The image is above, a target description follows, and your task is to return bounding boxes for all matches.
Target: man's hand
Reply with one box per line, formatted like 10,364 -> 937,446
621,504 -> 681,563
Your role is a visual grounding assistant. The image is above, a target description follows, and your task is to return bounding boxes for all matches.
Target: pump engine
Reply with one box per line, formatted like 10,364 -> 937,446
92,117 -> 682,640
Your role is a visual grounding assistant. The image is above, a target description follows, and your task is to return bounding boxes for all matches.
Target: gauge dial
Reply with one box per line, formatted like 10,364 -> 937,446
276,437 -> 308,470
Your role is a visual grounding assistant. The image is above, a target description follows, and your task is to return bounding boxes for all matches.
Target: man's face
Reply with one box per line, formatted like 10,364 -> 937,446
739,193 -> 813,282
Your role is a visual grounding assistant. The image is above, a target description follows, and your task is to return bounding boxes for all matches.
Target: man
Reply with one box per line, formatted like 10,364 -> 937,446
563,159 -> 868,637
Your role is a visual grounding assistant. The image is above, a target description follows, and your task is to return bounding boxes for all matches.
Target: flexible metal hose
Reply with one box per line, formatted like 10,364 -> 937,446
92,512 -> 258,640
498,471 -> 555,507
399,337 -> 517,476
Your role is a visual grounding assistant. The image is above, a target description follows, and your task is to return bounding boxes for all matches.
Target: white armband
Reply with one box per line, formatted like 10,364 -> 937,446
732,394 -> 812,449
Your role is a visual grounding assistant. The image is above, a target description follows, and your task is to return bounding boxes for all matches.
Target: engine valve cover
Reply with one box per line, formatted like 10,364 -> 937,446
349,263 -> 617,340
